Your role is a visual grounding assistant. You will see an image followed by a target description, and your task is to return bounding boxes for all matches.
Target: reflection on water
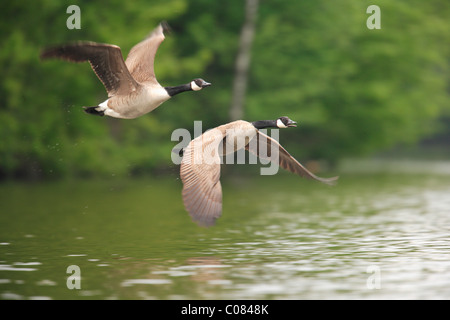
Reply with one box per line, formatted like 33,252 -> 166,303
0,171 -> 450,299
0,262 -> 40,272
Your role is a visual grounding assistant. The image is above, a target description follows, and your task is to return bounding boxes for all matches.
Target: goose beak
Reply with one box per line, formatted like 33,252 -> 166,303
201,80 -> 211,88
287,119 -> 297,127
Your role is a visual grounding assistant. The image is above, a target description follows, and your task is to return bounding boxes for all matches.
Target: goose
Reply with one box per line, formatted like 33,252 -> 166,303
40,22 -> 211,119
180,116 -> 338,227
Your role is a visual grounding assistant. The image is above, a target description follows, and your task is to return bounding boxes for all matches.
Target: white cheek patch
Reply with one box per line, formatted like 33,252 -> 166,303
277,119 -> 287,128
191,81 -> 202,91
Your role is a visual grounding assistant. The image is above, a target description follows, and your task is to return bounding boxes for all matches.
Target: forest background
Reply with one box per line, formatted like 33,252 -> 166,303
0,0 -> 449,180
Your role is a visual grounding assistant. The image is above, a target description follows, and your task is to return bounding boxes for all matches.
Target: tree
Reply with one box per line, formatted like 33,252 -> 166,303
0,0 -> 207,179
246,0 -> 450,160
0,0 -> 449,179
229,0 -> 259,121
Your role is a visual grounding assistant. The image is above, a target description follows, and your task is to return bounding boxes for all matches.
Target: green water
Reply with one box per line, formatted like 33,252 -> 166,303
1,171 -> 450,299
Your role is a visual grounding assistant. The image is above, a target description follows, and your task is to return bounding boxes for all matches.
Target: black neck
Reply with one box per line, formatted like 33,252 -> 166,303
251,120 -> 277,129
164,83 -> 192,97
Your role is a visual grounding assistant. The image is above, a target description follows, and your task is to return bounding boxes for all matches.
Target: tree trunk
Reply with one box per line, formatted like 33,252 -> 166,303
229,0 -> 259,121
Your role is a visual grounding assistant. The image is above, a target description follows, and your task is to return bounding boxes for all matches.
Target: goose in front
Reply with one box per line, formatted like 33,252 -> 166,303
40,22 -> 211,119
180,116 -> 339,227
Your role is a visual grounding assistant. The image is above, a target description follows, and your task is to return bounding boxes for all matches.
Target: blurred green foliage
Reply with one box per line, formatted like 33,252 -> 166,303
0,0 -> 449,179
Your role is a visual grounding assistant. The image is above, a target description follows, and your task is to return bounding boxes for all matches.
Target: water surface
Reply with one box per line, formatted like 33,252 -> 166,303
1,171 -> 449,299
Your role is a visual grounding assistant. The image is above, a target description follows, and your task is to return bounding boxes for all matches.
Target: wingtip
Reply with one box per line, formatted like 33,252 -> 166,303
39,41 -> 104,61
160,21 -> 171,35
324,176 -> 339,186
192,217 -> 217,228
40,44 -> 62,61
40,46 -> 63,61
39,48 -> 50,61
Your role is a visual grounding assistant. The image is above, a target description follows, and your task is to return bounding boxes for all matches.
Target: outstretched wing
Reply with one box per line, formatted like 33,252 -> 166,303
180,129 -> 224,227
125,22 -> 169,84
41,42 -> 139,97
246,131 -> 339,185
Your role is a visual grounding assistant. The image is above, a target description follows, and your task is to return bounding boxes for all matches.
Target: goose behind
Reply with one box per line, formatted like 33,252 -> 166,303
40,22 -> 211,119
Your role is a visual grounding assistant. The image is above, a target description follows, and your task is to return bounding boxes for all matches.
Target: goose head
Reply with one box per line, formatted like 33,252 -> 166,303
276,116 -> 297,128
191,78 -> 212,91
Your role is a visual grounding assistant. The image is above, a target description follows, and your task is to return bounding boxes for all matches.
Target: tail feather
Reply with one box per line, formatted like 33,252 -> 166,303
83,106 -> 104,116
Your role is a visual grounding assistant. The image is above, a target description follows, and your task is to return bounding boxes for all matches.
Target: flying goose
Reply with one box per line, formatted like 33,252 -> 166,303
180,117 -> 339,227
40,22 -> 211,119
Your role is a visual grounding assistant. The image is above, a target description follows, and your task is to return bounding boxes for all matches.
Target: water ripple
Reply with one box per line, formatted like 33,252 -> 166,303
0,264 -> 38,272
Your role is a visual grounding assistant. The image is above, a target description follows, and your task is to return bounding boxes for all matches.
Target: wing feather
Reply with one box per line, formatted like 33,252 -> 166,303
125,22 -> 168,84
41,42 -> 139,97
246,131 -> 339,185
180,129 -> 224,227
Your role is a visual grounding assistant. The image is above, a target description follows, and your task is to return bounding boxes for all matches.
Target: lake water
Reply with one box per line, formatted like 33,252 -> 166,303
1,167 -> 450,300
